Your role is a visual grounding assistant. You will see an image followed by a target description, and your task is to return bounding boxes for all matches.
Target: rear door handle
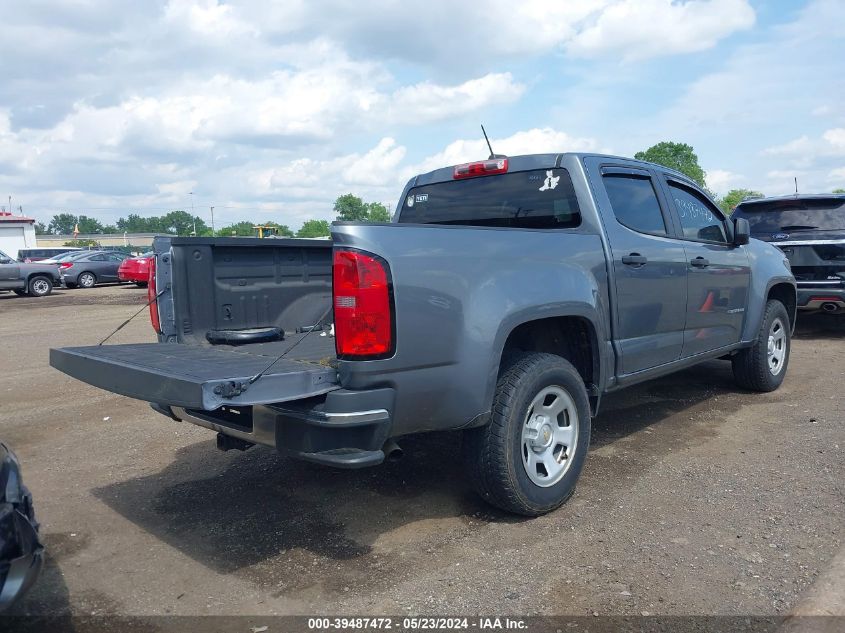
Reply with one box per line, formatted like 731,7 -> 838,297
690,257 -> 710,268
621,253 -> 647,266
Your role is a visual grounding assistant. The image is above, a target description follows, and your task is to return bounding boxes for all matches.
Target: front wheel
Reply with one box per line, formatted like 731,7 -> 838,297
732,300 -> 791,392
462,352 -> 591,516
28,276 -> 53,297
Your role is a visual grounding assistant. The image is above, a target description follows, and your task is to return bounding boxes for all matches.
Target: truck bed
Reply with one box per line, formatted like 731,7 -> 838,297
50,332 -> 338,411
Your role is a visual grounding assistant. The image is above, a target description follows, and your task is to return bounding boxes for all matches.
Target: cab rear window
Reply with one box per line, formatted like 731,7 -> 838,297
398,169 -> 581,229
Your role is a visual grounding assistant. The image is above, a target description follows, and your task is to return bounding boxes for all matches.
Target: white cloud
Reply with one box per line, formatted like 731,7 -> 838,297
828,167 -> 845,183
567,0 -> 755,61
706,169 -> 744,195
762,129 -> 845,167
390,73 -> 524,123
822,128 -> 845,150
163,0 -> 257,38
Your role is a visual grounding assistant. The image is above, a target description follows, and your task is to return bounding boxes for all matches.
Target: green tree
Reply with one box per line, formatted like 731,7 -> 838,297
634,142 -> 708,188
365,202 -> 391,222
160,210 -> 210,236
102,224 -> 118,233
718,189 -> 764,214
296,219 -> 331,238
833,188 -> 845,194
34,222 -> 48,235
76,215 -> 105,234
334,194 -> 368,221
48,213 -> 78,235
216,221 -> 257,237
116,213 -> 165,233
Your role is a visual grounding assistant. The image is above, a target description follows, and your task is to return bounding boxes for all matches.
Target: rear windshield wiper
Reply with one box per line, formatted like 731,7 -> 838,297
780,225 -> 819,231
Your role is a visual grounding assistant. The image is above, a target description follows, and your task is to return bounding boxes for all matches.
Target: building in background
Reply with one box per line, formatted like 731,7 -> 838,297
0,211 -> 37,258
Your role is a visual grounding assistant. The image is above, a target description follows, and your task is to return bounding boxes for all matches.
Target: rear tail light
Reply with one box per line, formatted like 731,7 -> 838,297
148,255 -> 161,334
332,249 -> 394,359
453,158 -> 508,179
59,262 -> 73,269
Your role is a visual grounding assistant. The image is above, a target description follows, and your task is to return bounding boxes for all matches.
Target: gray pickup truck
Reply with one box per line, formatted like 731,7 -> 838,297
50,153 -> 796,515
0,249 -> 61,297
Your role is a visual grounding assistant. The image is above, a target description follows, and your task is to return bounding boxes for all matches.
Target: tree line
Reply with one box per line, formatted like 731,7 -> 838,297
37,194 -> 393,239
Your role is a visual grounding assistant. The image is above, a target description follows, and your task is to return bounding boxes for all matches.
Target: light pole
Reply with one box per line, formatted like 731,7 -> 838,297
189,191 -> 196,235
210,206 -> 215,234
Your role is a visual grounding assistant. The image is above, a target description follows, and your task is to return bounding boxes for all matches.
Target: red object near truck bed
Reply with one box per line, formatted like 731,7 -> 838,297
118,252 -> 152,284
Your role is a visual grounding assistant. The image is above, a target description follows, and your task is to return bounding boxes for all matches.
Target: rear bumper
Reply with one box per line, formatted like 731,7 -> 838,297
118,270 -> 146,282
797,287 -> 845,311
161,387 -> 395,468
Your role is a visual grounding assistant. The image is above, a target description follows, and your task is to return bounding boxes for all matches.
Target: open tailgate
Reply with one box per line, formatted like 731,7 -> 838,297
50,342 -> 338,410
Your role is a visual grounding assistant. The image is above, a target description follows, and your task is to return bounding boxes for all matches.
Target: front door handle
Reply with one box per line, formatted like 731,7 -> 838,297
690,257 -> 710,268
621,253 -> 647,266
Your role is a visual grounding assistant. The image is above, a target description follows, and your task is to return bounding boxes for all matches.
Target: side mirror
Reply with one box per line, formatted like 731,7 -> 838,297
0,257 -> 11,265
733,217 -> 750,246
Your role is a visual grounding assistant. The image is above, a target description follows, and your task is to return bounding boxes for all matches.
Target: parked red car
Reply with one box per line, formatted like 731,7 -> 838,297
118,252 -> 153,286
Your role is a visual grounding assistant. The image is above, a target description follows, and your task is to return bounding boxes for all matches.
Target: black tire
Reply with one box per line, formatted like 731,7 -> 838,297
732,299 -> 790,392
77,272 -> 96,288
462,352 -> 591,516
27,275 -> 53,297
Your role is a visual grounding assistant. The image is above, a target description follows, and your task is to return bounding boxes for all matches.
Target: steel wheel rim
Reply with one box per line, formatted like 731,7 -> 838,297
767,317 -> 787,375
520,385 -> 579,487
32,279 -> 49,295
80,273 -> 94,287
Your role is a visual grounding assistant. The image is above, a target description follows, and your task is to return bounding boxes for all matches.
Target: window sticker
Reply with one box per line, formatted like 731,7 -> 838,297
406,194 -> 414,207
538,170 -> 560,192
415,193 -> 429,203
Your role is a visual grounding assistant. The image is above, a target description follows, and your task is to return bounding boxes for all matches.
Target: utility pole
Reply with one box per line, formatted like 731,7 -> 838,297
210,206 -> 215,234
189,191 -> 196,235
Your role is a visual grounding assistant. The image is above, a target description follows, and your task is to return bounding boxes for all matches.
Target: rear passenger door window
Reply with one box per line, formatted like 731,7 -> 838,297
667,181 -> 728,243
602,172 -> 668,235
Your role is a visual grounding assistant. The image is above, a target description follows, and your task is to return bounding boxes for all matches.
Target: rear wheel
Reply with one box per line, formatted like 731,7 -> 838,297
462,352 -> 591,516
732,299 -> 790,391
28,276 -> 53,297
77,272 -> 96,288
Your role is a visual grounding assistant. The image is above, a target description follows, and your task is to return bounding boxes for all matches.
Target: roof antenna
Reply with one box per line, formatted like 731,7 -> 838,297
794,176 -> 799,195
481,124 -> 506,160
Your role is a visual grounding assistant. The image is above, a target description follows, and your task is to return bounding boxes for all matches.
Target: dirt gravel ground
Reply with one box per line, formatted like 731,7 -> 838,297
1,284 -> 843,617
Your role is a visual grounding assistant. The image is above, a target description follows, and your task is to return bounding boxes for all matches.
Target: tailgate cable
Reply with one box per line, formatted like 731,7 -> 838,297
248,304 -> 333,386
98,289 -> 166,346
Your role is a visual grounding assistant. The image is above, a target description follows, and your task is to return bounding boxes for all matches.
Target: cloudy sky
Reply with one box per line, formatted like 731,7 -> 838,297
1,0 -> 844,230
